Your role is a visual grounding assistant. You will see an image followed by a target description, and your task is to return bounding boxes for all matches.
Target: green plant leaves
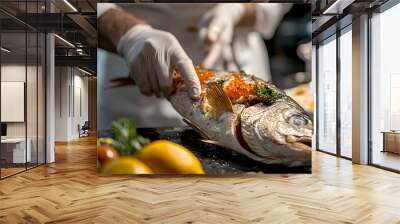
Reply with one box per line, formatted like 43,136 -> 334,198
110,118 -> 149,156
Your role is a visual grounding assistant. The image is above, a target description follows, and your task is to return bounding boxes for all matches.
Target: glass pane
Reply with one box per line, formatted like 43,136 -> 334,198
317,36 -> 337,154
27,31 -> 38,169
1,31 -> 27,177
339,28 -> 352,158
371,4 -> 400,171
38,33 -> 45,165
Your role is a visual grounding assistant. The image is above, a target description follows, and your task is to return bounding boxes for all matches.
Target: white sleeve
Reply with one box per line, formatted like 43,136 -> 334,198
254,3 -> 292,39
97,3 -> 118,18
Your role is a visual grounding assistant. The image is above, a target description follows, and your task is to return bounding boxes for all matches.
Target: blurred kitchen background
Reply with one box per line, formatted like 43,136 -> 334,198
265,4 -> 311,90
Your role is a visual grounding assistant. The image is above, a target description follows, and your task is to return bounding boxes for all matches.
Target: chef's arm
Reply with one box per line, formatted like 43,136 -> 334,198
237,4 -> 257,27
97,4 -> 146,52
231,3 -> 292,39
251,3 -> 292,39
200,3 -> 291,68
96,3 -> 201,99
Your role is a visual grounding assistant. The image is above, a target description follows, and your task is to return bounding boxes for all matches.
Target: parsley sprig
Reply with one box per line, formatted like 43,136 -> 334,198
255,85 -> 284,105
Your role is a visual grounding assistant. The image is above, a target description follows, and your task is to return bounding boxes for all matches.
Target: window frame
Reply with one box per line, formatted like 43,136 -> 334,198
367,0 -> 400,173
315,20 -> 353,160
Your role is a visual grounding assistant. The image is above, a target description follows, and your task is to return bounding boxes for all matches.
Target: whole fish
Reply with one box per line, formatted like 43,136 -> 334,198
109,67 -> 313,167
169,67 -> 312,167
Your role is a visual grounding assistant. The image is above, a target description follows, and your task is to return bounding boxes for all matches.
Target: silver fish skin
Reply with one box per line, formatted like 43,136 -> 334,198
169,70 -> 312,167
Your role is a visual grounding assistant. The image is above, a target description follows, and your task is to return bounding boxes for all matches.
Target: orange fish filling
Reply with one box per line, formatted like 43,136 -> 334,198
224,74 -> 255,101
195,67 -> 255,102
195,66 -> 215,84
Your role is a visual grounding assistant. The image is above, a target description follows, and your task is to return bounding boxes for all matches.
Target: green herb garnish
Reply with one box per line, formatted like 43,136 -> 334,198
110,118 -> 150,156
255,85 -> 284,105
239,70 -> 247,76
216,79 -> 224,86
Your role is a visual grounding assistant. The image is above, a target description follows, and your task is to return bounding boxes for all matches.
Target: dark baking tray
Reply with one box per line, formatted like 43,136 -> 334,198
99,127 -> 311,174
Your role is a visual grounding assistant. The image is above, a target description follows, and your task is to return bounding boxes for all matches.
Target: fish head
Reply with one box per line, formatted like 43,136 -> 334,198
241,99 -> 313,166
266,100 -> 313,144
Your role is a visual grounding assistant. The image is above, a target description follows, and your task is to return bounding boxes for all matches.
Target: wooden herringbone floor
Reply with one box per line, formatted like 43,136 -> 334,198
1,136 -> 400,224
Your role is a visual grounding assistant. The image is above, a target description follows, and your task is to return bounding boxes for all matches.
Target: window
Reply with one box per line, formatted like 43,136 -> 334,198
370,2 -> 400,171
339,27 -> 352,158
317,35 -> 337,154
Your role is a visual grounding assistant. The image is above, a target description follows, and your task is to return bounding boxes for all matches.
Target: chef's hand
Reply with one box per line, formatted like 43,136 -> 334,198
198,4 -> 245,69
116,24 -> 201,99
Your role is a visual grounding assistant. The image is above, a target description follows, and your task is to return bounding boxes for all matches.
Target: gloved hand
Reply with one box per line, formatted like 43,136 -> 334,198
117,24 -> 201,99
198,4 -> 245,69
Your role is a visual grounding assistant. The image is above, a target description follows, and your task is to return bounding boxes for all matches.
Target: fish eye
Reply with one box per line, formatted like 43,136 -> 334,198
289,114 -> 308,126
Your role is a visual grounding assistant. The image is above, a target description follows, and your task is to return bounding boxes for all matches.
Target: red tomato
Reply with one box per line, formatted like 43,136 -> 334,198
98,145 -> 119,165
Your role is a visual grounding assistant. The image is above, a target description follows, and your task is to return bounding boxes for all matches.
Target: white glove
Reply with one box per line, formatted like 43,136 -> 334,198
117,24 -> 201,99
198,4 -> 245,69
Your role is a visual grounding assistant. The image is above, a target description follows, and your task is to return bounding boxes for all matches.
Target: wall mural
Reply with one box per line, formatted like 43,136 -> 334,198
97,3 -> 312,175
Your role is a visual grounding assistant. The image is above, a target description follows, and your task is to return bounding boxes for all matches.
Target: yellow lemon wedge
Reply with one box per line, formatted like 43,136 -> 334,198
101,157 -> 153,175
135,140 -> 204,174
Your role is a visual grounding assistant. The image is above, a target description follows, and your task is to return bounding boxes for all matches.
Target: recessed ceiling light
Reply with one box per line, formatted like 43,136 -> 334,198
54,34 -> 75,48
78,67 -> 92,76
323,0 -> 341,14
322,0 -> 354,15
1,47 -> 11,53
63,0 -> 78,12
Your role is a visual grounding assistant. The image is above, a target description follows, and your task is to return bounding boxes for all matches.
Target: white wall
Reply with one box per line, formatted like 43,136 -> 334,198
55,67 -> 69,141
1,63 -> 46,163
54,67 -> 89,141
1,82 -> 25,122
1,65 -> 26,134
1,65 -> 26,81
1,65 -> 37,138
72,73 -> 89,138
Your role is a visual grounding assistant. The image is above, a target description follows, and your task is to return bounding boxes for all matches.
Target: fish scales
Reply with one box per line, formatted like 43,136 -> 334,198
169,68 -> 312,167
